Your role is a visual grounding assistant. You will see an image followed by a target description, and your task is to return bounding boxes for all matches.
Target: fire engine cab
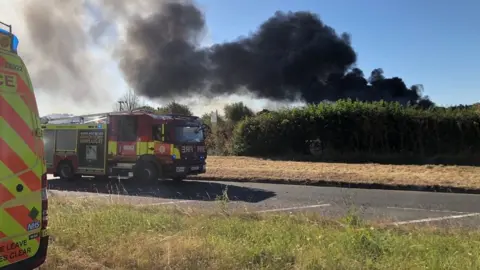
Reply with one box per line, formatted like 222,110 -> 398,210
40,110 -> 209,182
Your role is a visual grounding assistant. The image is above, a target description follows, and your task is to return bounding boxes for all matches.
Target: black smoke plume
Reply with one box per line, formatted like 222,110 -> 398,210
113,1 -> 434,106
207,11 -> 361,103
118,2 -> 209,99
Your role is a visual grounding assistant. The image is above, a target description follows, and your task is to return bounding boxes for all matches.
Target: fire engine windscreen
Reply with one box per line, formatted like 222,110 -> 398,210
174,126 -> 204,143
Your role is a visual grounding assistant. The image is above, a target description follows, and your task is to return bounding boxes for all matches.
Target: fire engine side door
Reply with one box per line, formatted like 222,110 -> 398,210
116,115 -> 138,156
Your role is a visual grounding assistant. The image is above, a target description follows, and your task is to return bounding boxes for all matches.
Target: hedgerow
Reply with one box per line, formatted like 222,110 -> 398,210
231,100 -> 480,163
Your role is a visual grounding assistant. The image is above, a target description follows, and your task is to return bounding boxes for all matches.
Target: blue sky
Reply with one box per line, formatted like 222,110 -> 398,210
197,0 -> 480,106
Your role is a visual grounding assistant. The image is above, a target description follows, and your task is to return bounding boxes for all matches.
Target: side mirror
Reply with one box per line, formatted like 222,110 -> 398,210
201,124 -> 211,137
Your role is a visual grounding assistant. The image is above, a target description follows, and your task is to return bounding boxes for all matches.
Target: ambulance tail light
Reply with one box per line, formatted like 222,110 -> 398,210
41,173 -> 48,229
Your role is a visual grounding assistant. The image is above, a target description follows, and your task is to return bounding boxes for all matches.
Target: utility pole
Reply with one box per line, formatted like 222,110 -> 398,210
211,110 -> 218,129
118,100 -> 125,111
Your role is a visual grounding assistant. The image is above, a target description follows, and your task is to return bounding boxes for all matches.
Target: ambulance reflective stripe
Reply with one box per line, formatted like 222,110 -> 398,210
0,184 -> 13,205
0,162 -> 40,200
0,122 -> 41,191
0,53 -> 43,158
0,54 -> 41,186
4,206 -> 41,234
0,65 -> 37,112
0,97 -> 35,151
0,53 -> 43,267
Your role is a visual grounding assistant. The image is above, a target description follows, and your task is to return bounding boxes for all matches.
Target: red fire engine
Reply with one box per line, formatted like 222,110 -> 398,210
40,110 -> 209,182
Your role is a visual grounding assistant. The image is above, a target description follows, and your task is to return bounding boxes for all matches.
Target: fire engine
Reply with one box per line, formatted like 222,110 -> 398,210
40,110 -> 209,182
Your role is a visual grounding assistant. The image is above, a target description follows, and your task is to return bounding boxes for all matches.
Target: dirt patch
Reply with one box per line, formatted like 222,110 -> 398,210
192,156 -> 480,190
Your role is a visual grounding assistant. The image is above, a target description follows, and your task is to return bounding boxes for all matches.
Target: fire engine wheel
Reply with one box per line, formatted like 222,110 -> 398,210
57,162 -> 75,181
134,161 -> 159,182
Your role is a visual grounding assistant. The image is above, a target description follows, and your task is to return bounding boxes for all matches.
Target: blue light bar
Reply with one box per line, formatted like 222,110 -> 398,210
0,28 -> 19,52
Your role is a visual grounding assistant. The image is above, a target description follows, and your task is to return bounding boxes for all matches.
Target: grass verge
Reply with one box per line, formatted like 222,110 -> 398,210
43,197 -> 480,269
189,156 -> 480,192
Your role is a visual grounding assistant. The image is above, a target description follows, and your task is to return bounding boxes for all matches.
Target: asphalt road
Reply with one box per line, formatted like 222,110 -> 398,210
47,175 -> 480,228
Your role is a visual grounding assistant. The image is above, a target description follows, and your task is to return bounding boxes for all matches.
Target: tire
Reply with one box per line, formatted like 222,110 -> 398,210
133,161 -> 159,182
57,161 -> 75,181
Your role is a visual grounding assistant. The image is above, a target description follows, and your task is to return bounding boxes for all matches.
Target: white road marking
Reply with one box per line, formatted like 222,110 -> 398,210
50,191 -> 113,199
138,200 -> 193,206
52,189 -> 195,206
391,213 -> 480,226
387,206 -> 470,214
255,204 -> 331,213
75,194 -> 113,199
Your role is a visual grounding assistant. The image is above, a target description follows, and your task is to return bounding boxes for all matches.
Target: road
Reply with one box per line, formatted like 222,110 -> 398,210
47,175 -> 480,227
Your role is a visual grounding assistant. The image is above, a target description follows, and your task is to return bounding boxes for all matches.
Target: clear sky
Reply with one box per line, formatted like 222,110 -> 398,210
197,0 -> 480,106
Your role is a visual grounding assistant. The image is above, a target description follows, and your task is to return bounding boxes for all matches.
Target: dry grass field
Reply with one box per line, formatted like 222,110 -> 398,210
194,156 -> 480,189
42,197 -> 480,270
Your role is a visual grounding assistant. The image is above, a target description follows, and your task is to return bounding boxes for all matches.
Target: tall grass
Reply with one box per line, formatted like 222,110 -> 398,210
44,197 -> 480,269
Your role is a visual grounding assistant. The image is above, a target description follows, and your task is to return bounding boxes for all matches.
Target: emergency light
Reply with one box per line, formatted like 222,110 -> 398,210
0,28 -> 19,53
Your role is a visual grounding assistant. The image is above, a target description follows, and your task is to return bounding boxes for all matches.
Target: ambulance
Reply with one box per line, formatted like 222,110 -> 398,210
0,22 -> 49,269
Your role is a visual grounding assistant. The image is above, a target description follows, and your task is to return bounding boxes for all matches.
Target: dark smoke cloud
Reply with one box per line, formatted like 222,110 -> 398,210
19,0 -> 431,107
327,68 -> 434,107
114,1 -> 432,106
207,11 -> 357,102
117,2 -> 209,98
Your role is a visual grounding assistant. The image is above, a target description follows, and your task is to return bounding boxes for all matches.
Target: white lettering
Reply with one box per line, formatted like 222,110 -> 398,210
27,221 -> 40,231
181,146 -> 194,153
123,145 -> 135,151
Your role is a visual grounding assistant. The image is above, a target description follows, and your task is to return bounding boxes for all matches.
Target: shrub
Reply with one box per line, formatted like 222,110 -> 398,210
224,102 -> 254,123
206,121 -> 236,155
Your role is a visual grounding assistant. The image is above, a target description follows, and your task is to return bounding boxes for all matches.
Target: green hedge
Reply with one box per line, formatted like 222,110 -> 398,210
231,100 -> 480,162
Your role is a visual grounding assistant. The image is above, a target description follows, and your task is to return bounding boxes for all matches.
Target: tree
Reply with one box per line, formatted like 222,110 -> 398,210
157,101 -> 193,116
136,105 -> 157,113
114,89 -> 144,112
224,102 -> 254,123
256,109 -> 271,116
